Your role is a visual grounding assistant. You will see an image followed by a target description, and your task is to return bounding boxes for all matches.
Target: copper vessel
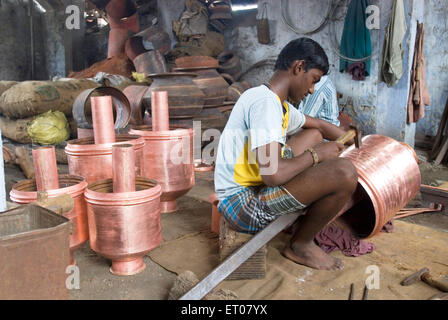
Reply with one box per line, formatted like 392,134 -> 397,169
173,66 -> 229,105
217,50 -> 242,79
129,125 -> 194,213
73,87 -> 131,133
10,175 -> 88,265
126,26 -> 171,59
174,56 -> 219,69
144,72 -> 205,119
65,134 -> 144,184
122,85 -> 149,125
133,50 -> 168,75
85,143 -> 162,275
108,12 -> 139,34
227,81 -> 251,102
337,135 -> 421,238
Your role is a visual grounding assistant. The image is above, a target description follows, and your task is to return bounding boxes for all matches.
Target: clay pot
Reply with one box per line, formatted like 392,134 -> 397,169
144,73 -> 205,119
129,125 -> 195,213
173,66 -> 229,106
10,175 -> 89,265
337,135 -> 421,238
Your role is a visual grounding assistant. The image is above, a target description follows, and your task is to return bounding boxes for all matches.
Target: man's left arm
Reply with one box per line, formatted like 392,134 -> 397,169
303,115 -> 346,141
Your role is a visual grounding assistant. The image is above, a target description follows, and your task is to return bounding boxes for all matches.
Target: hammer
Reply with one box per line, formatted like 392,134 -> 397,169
401,268 -> 448,292
336,124 -> 362,148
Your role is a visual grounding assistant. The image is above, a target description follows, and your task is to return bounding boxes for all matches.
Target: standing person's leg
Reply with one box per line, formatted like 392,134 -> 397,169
282,158 -> 358,270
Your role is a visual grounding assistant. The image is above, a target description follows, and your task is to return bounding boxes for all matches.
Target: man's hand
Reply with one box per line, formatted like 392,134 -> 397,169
313,141 -> 345,163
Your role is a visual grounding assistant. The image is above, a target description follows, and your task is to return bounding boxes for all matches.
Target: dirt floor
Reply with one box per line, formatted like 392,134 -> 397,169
2,147 -> 448,300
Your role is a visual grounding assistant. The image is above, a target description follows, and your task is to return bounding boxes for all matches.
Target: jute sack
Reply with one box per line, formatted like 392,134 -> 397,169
0,81 -> 18,97
1,112 -> 75,144
0,79 -> 98,119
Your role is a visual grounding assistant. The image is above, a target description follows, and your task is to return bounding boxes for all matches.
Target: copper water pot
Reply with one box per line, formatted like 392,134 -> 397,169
173,66 -> 229,106
144,73 -> 205,119
338,134 -> 421,238
84,177 -> 162,275
65,134 -> 145,184
10,175 -> 88,265
129,125 -> 195,213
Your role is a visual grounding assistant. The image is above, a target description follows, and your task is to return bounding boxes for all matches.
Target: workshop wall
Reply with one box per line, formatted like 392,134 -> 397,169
417,0 -> 448,137
228,0 -> 421,144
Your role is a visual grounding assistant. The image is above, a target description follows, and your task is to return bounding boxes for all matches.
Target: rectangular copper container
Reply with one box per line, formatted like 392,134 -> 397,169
0,204 -> 71,300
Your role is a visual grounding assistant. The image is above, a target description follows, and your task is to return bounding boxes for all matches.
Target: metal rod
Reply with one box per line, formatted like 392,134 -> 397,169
91,96 -> 116,144
151,91 -> 170,131
32,146 -> 59,191
112,144 -> 136,193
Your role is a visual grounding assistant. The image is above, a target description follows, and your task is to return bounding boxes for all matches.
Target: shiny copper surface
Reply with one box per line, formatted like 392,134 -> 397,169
144,72 -> 205,119
129,125 -> 195,213
122,85 -> 149,125
10,175 -> 89,265
151,91 -> 170,131
84,177 -> 162,275
175,56 -> 219,69
91,96 -> 116,144
65,134 -> 144,184
112,144 -> 136,193
32,147 -> 59,191
338,134 -> 421,238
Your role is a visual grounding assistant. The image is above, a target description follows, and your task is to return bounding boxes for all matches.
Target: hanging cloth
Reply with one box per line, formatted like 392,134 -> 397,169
380,0 -> 407,87
339,0 -> 372,80
407,22 -> 431,123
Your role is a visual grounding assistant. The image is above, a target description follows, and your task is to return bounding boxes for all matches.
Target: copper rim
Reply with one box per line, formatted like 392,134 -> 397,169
65,134 -> 144,156
129,125 -> 193,140
85,177 -> 161,205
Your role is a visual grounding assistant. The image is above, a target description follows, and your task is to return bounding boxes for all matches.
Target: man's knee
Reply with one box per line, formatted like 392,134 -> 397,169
304,128 -> 323,146
333,158 -> 358,191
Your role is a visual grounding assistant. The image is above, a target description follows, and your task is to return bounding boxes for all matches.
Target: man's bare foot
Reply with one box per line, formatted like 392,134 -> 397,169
282,242 -> 344,271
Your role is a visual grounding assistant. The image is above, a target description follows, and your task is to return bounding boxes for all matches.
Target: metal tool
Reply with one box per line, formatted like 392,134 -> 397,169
336,123 -> 362,148
348,283 -> 369,300
401,267 -> 448,292
179,211 -> 302,300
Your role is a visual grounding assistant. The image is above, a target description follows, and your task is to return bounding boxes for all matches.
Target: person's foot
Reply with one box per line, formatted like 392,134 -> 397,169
282,241 -> 344,271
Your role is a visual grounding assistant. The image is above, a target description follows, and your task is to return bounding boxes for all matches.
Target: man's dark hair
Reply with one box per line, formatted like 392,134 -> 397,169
275,38 -> 329,75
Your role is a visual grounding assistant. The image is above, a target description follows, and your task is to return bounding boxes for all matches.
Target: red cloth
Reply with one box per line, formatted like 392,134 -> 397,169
314,224 -> 376,257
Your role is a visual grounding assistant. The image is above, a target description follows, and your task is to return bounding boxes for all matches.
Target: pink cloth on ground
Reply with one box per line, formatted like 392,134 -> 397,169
314,224 -> 376,257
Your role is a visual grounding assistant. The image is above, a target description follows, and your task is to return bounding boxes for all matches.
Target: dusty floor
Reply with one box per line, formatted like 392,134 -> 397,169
3,147 -> 448,300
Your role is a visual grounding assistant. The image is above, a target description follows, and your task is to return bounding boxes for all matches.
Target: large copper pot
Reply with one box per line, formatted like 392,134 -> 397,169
129,125 -> 195,213
173,66 -> 229,105
85,176 -> 162,275
144,73 -> 205,119
65,134 -> 145,184
10,175 -> 88,265
337,135 -> 421,238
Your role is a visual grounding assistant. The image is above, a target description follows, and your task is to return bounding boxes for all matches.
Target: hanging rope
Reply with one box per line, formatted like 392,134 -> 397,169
280,0 -> 333,35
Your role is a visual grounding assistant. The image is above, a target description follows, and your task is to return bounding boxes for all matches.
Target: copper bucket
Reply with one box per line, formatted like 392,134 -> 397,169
84,144 -> 162,276
129,125 -> 195,213
10,175 -> 88,265
337,135 -> 421,238
65,134 -> 145,184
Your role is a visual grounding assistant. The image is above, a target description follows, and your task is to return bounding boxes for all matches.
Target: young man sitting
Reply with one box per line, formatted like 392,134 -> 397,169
214,38 -> 358,271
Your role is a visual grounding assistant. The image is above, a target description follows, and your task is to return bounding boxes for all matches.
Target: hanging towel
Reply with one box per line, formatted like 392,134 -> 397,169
407,22 -> 431,123
380,0 -> 407,87
339,0 -> 372,80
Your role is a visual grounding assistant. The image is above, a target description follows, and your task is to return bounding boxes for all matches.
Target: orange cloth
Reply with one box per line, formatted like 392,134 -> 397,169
408,22 -> 431,123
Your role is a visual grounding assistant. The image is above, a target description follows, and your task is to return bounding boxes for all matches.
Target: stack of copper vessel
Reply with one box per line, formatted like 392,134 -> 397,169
10,146 -> 88,265
130,91 -> 195,213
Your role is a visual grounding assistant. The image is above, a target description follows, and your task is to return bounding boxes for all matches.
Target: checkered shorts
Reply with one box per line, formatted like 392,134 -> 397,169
218,185 -> 307,234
